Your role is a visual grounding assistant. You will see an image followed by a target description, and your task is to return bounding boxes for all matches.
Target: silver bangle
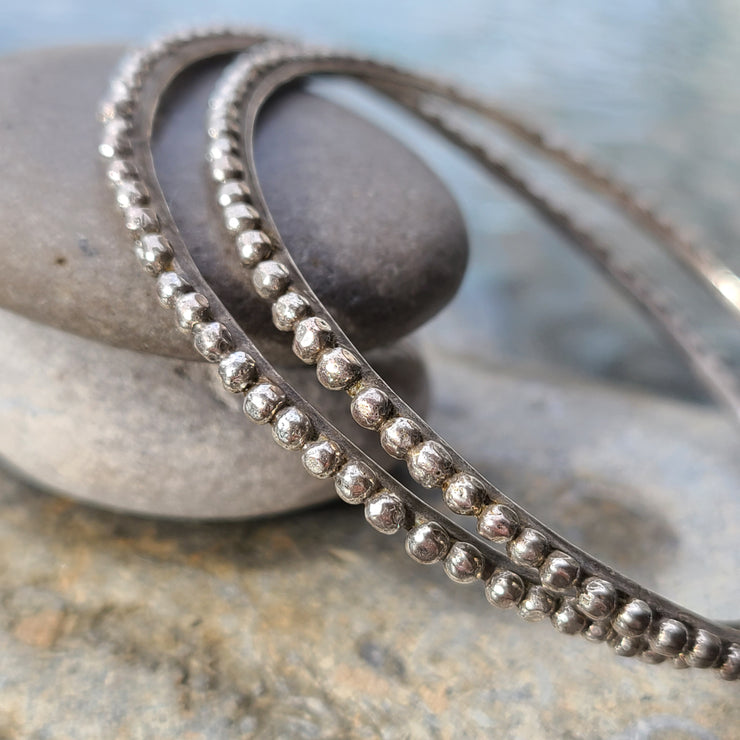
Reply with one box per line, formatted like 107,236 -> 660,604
98,28 -> 740,681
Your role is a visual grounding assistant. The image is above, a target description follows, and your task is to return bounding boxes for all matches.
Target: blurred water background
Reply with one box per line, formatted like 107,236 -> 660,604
4,0 -> 740,402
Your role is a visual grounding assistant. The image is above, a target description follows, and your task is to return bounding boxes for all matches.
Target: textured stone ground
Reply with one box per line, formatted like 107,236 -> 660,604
1,358 -> 737,739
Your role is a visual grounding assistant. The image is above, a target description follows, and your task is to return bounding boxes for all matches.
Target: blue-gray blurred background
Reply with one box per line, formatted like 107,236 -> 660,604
5,0 -> 740,403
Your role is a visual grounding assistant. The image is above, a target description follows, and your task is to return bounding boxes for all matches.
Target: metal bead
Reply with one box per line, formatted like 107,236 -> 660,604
575,577 -> 618,621
218,351 -> 256,393
610,634 -> 645,658
613,599 -> 652,638
217,180 -> 251,207
364,491 -> 406,534
223,202 -> 260,233
110,67 -> 139,94
293,317 -> 334,364
252,260 -> 290,301
106,158 -> 137,183
118,49 -> 146,76
684,629 -> 722,669
243,382 -> 286,424
334,460 -> 377,504
582,621 -> 612,643
719,643 -> 740,681
175,292 -> 210,331
117,52 -> 146,86
134,234 -> 173,276
209,124 -> 239,146
379,417 -> 423,460
236,230 -> 272,267
145,39 -> 168,57
208,136 -> 237,162
99,86 -> 134,121
156,271 -> 191,308
476,503 -> 519,543
110,66 -> 137,90
507,528 -> 549,568
208,94 -> 233,115
539,551 -> 580,593
443,542 -> 484,583
406,440 -> 455,489
103,74 -> 133,100
103,116 -> 130,138
99,118 -> 131,158
442,473 -> 486,515
112,73 -> 139,99
116,179 -> 149,209
316,347 -> 362,391
124,205 -> 160,234
211,154 -> 243,182
350,387 -> 393,430
272,291 -> 311,332
192,321 -> 234,363
550,603 -> 587,635
301,438 -> 344,479
272,406 -> 314,450
518,585 -> 556,622
207,113 -> 240,140
648,618 -> 688,657
485,570 -> 525,609
209,121 -> 239,144
405,522 -> 451,564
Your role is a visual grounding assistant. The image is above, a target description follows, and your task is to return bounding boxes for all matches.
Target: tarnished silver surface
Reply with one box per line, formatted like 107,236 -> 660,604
301,438 -> 345,480
97,27 -> 740,682
243,381 -> 286,424
334,460 -> 376,505
442,473 -> 485,517
406,440 -> 455,489
442,541 -> 484,584
405,522 -> 451,565
364,491 -> 406,535
272,405 -> 314,450
218,349 -> 256,392
539,551 -> 580,595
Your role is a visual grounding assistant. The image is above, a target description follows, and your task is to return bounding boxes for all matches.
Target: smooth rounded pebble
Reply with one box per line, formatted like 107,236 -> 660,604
0,307 -> 428,519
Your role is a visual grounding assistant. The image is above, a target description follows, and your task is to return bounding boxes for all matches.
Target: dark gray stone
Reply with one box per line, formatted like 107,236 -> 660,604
0,45 -> 468,363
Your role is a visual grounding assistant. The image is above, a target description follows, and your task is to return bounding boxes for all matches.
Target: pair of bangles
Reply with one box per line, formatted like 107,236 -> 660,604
97,27 -> 740,681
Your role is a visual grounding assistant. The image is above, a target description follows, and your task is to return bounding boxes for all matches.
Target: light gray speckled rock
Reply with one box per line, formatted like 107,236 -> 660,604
0,355 -> 736,738
0,45 -> 468,363
0,307 -> 428,519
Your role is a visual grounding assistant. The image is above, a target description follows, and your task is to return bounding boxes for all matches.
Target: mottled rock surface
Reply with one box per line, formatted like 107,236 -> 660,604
0,45 -> 467,362
0,356 -> 737,738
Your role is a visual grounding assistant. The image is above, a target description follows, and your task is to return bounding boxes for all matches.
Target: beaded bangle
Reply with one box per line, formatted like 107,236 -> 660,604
98,28 -> 739,680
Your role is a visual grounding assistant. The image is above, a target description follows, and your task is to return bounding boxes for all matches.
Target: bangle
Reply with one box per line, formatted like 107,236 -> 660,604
98,28 -> 740,681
